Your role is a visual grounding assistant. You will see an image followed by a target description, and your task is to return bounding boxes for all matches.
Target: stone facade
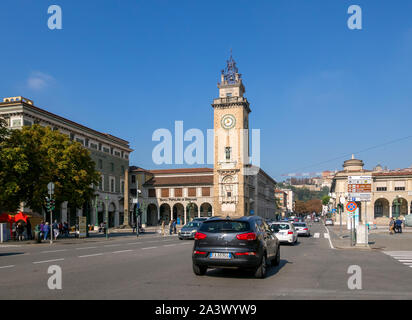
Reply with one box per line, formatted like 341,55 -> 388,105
330,156 -> 412,225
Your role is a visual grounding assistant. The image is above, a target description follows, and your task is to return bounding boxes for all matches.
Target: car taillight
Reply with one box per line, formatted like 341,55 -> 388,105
303,228 -> 308,231
287,231 -> 293,234
194,250 -> 207,255
235,252 -> 256,256
194,232 -> 207,240
236,232 -> 257,241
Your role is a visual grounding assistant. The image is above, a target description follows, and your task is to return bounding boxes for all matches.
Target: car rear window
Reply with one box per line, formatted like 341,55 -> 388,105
270,224 -> 290,232
294,223 -> 306,227
199,221 -> 250,233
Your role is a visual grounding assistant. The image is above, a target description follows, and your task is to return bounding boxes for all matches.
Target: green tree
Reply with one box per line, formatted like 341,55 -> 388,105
0,124 -> 100,213
322,195 -> 331,206
0,117 -> 8,142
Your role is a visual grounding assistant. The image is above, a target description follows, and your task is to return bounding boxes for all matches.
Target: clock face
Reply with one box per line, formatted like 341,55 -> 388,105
221,114 -> 236,129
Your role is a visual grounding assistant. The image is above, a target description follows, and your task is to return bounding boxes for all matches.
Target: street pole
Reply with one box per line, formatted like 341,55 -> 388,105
47,182 -> 55,245
49,188 -> 53,245
364,200 -> 368,247
105,196 -> 109,240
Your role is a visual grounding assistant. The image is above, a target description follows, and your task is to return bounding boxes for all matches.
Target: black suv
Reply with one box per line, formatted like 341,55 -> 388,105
192,216 -> 280,278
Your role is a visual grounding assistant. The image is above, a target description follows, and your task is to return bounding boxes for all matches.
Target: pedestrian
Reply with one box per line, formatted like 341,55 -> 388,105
53,220 -> 59,240
173,219 -> 177,234
169,220 -> 173,235
40,221 -> 45,239
43,222 -> 50,240
395,218 -> 403,234
161,220 -> 165,236
26,219 -> 32,240
389,218 -> 395,235
16,222 -> 25,241
58,222 -> 63,236
63,221 -> 69,237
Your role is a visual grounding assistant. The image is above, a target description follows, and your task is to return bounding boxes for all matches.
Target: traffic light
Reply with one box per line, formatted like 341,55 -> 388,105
45,197 -> 50,211
50,198 -> 55,211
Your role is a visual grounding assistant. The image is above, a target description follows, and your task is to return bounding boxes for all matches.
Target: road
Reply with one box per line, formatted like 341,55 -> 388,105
1,223 -> 412,299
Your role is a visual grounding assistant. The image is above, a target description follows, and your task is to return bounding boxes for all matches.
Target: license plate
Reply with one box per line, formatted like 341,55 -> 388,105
209,252 -> 231,259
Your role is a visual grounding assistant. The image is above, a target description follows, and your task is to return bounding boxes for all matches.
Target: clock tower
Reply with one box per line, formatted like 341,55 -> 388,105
212,53 -> 251,217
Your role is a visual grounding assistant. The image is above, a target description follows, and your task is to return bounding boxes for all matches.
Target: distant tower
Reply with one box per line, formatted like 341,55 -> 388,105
212,53 -> 251,217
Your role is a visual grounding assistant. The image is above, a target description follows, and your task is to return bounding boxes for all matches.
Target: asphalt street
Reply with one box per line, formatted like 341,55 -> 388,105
1,222 -> 412,299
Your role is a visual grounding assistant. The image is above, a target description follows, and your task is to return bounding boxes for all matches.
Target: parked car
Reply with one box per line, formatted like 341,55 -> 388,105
178,221 -> 202,240
192,216 -> 280,278
325,218 -> 334,226
293,222 -> 310,237
269,222 -> 298,245
314,217 -> 320,222
192,217 -> 209,222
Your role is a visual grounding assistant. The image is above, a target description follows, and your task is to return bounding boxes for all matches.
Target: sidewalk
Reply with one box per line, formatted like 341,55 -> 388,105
327,225 -> 412,251
0,227 -> 179,247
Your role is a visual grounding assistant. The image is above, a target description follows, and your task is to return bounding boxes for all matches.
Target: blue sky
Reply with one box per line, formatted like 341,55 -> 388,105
1,0 -> 412,181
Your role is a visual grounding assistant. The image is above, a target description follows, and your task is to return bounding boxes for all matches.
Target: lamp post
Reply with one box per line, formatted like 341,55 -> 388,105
47,182 -> 55,244
105,195 -> 109,239
393,196 -> 401,219
187,201 -> 195,223
92,195 -> 102,229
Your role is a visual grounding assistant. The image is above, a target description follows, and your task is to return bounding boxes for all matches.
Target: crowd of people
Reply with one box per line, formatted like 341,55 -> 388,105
37,220 -> 70,240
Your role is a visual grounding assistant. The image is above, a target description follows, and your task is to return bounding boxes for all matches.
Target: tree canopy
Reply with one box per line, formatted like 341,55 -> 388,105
0,124 -> 100,213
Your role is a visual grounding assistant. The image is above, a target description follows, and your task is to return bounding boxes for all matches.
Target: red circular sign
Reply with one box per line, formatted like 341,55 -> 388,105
346,202 -> 357,212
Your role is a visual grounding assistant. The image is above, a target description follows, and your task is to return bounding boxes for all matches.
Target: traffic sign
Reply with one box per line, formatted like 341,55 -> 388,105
346,201 -> 357,212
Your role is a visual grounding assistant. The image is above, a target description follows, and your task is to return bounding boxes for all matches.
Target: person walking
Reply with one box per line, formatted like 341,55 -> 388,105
63,221 -> 69,237
389,218 -> 395,235
11,222 -> 16,241
40,221 -> 45,240
52,220 -> 59,240
173,219 -> 177,234
169,220 -> 173,235
161,220 -> 165,236
43,222 -> 50,240
395,218 -> 403,234
26,219 -> 32,240
16,222 -> 24,241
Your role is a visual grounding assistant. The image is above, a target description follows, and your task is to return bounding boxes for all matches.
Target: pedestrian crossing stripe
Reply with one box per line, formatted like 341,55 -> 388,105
324,233 -> 329,239
383,251 -> 412,269
314,233 -> 320,238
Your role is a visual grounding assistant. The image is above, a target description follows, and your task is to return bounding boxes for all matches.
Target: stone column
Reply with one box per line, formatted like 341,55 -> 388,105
389,204 -> 393,218
123,168 -> 129,226
61,202 -> 68,223
184,206 -> 187,225
76,208 -> 83,218
198,204 -> 201,218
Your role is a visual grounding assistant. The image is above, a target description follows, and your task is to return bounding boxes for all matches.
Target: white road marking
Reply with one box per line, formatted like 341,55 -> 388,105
324,233 -> 329,239
314,233 -> 320,238
112,250 -> 133,254
41,249 -> 67,253
398,260 -> 412,262
104,244 -> 121,247
163,244 -> 176,247
0,245 -> 21,248
33,258 -> 64,264
142,246 -> 157,250
323,226 -> 334,249
78,253 -> 103,258
76,246 -> 97,250
383,251 -> 412,270
0,265 -> 15,269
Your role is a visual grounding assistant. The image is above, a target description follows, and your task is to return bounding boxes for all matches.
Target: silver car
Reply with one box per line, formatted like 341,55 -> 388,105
293,222 -> 310,237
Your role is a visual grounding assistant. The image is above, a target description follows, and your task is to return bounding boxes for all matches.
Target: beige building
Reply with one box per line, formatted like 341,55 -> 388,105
0,96 -> 132,227
330,156 -> 412,225
128,167 -> 213,227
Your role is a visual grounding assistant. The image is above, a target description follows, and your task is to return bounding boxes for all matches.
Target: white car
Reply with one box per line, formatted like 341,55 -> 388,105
325,218 -> 334,226
293,222 -> 310,237
270,222 -> 298,245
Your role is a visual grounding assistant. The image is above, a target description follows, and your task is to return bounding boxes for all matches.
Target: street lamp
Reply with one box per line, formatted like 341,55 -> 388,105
92,195 -> 102,228
187,201 -> 195,223
393,196 -> 401,219
105,195 -> 109,239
